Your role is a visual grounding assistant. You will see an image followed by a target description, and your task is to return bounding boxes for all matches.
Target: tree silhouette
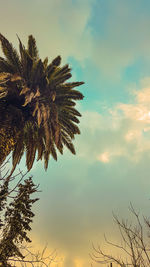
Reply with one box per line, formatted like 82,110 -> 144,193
91,204 -> 150,267
0,33 -> 84,172
0,160 -> 39,266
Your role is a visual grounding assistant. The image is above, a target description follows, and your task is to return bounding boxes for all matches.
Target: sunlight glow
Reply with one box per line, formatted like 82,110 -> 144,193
97,152 -> 110,163
125,131 -> 141,141
74,258 -> 84,267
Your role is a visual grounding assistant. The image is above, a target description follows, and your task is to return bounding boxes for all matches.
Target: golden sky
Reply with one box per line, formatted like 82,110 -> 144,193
2,0 -> 150,266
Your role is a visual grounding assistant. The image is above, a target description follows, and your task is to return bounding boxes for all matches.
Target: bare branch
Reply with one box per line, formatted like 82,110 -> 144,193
91,204 -> 150,266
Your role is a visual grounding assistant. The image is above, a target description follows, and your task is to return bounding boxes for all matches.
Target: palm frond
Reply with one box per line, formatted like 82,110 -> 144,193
55,99 -> 76,107
60,110 -> 80,123
27,35 -> 39,60
30,59 -> 45,88
46,56 -> 61,79
43,57 -> 48,68
52,55 -> 61,66
17,36 -> 33,81
0,57 -> 14,73
0,34 -> 84,171
54,64 -> 71,77
63,107 -> 82,117
61,124 -> 75,139
53,73 -> 72,85
61,131 -> 76,154
37,134 -> 45,161
0,33 -> 21,74
12,134 -> 24,170
56,90 -> 84,100
44,151 -> 50,170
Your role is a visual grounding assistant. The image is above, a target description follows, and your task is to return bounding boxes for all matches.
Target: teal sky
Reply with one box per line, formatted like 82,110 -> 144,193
2,1 -> 150,266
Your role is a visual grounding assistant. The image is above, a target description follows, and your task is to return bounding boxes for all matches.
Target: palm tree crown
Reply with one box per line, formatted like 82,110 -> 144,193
0,34 -> 84,171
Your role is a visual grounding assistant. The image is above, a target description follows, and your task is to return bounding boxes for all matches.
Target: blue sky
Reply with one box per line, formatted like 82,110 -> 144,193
2,0 -> 150,266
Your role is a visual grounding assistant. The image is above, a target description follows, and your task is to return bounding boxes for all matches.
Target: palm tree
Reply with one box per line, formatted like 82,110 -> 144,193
0,34 -> 84,171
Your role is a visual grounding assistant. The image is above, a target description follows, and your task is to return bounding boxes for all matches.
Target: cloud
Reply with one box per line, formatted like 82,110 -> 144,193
3,0 -> 150,81
76,77 -> 150,163
3,1 -> 150,266
97,152 -> 110,163
0,0 -> 94,65
91,0 -> 150,79
2,0 -> 150,81
31,143 -> 150,267
30,77 -> 150,265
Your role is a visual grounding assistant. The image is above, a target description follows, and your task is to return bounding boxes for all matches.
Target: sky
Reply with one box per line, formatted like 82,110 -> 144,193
2,0 -> 150,266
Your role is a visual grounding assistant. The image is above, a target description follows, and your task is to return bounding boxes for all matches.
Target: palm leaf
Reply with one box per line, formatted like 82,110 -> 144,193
0,33 -> 84,171
52,55 -> 61,66
43,57 -> 48,68
61,131 -> 76,154
57,81 -> 84,90
60,111 -> 80,123
27,35 -> 39,60
37,136 -> 44,161
63,107 -> 82,117
12,134 -> 24,170
17,36 -> 33,81
30,59 -> 45,87
53,73 -> 72,85
54,64 -> 71,77
0,33 -> 21,74
44,151 -> 50,170
56,90 -> 84,100
0,57 -> 14,73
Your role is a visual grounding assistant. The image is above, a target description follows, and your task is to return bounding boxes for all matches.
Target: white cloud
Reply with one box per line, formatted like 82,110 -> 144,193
76,78 -> 150,163
97,152 -> 110,163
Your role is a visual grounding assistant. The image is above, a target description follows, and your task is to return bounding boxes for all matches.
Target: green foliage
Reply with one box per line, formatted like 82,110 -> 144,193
0,33 -> 84,171
0,174 -> 39,266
